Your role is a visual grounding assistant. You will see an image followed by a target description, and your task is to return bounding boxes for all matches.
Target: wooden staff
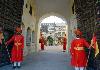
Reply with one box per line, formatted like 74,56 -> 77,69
86,46 -> 92,67
5,45 -> 11,62
1,27 -> 11,63
3,37 -> 11,63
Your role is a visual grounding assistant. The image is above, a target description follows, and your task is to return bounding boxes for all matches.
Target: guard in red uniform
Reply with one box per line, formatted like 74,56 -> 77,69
0,27 -> 4,63
63,34 -> 67,52
0,27 -> 4,45
70,29 -> 90,70
39,33 -> 45,50
6,27 -> 24,68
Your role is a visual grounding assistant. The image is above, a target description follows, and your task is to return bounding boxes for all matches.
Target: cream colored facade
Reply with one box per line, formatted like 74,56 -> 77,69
21,0 -> 77,55
22,0 -> 36,56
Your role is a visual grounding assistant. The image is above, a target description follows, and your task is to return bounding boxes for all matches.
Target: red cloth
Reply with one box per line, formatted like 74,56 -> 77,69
39,37 -> 45,50
91,35 -> 96,50
41,43 -> 44,50
74,29 -> 82,35
7,35 -> 24,62
70,38 -> 89,67
16,27 -> 21,32
63,37 -> 67,50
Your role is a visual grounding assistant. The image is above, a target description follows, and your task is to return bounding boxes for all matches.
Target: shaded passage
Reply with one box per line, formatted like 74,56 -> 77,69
0,46 -> 73,70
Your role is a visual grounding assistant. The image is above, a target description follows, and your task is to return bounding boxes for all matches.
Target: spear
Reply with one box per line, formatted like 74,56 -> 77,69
2,25 -> 11,62
86,45 -> 94,69
5,45 -> 11,63
2,33 -> 11,63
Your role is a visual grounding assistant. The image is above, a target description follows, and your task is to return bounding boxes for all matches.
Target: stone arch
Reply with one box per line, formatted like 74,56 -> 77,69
38,13 -> 68,36
38,12 -> 68,36
37,12 -> 68,47
39,12 -> 67,24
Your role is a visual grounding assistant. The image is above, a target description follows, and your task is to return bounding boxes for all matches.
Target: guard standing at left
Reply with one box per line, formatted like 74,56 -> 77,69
39,33 -> 45,50
62,34 -> 67,52
6,27 -> 24,68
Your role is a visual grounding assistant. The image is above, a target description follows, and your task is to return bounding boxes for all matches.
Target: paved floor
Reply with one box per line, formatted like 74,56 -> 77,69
0,46 -> 74,70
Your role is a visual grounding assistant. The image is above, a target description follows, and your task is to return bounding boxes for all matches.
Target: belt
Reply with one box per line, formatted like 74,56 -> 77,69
74,47 -> 84,50
15,43 -> 22,46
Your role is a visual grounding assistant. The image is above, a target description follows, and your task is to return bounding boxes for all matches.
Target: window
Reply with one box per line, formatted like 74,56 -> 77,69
26,27 -> 31,46
29,5 -> 32,15
26,4 -> 27,8
32,31 -> 35,43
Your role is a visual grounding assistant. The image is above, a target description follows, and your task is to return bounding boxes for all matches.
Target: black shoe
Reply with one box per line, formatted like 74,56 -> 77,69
17,66 -> 21,68
63,50 -> 65,52
13,66 -> 16,69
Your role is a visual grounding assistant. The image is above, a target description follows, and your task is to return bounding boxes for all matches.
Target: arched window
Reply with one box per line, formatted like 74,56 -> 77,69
26,27 -> 31,46
32,31 -> 35,43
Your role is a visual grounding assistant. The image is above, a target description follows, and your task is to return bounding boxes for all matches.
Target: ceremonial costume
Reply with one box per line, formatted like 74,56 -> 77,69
39,34 -> 45,50
70,29 -> 90,70
6,27 -> 24,68
63,34 -> 67,52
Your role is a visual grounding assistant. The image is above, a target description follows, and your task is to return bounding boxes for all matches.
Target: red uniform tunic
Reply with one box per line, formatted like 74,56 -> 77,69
7,35 -> 24,62
0,33 -> 4,44
63,37 -> 67,50
39,37 -> 45,50
70,38 -> 89,67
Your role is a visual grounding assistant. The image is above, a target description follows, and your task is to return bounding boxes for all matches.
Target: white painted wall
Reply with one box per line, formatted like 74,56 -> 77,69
22,0 -> 36,56
35,0 -> 73,19
22,0 -> 75,54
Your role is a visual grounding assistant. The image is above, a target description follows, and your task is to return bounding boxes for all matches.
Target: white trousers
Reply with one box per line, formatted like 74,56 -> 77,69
13,62 -> 21,66
75,67 -> 84,70
13,62 -> 17,66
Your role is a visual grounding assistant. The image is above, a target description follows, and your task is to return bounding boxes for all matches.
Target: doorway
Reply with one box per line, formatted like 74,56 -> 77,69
39,15 -> 68,52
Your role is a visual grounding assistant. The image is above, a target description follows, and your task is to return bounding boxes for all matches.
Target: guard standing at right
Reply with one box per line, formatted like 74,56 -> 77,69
62,34 -> 67,52
70,29 -> 90,70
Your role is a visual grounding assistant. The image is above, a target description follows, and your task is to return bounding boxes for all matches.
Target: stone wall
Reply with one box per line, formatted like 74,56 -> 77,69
0,0 -> 24,66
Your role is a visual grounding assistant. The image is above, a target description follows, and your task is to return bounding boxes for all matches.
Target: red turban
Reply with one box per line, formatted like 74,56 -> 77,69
40,33 -> 43,36
74,29 -> 82,35
16,27 -> 21,32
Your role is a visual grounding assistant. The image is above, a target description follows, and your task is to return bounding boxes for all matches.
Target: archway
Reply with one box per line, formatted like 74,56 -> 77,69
38,13 -> 68,52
